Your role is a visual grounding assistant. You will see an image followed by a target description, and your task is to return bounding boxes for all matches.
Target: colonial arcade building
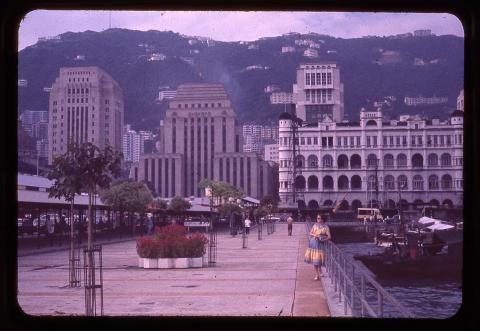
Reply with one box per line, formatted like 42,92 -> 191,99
278,108 -> 464,211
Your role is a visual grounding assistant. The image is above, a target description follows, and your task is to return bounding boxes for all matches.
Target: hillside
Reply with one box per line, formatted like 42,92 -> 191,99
18,29 -> 464,130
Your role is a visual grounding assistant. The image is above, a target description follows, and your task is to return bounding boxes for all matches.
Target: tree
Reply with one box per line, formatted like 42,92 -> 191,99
46,142 -> 83,287
260,195 -> 279,216
198,179 -> 244,207
100,181 -> 154,234
168,196 -> 191,215
153,198 -> 168,211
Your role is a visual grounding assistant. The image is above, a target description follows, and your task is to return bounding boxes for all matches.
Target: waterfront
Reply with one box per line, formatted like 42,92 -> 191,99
337,241 -> 462,319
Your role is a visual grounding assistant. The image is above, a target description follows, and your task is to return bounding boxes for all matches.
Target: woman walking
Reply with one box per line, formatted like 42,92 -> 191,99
304,213 -> 331,280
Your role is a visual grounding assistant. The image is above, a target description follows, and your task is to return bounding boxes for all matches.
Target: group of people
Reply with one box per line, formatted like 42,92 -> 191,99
284,213 -> 332,281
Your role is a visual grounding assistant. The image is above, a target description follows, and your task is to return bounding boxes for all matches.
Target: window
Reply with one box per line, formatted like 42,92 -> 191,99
322,155 -> 333,168
327,72 -> 332,84
306,90 -> 311,101
307,137 -> 312,145
316,73 -> 321,84
428,175 -> 439,190
313,137 -> 318,145
413,175 -> 424,190
300,137 -> 305,145
311,73 -> 316,85
337,137 -> 341,146
402,136 -> 407,146
322,73 -> 326,85
305,73 -> 310,85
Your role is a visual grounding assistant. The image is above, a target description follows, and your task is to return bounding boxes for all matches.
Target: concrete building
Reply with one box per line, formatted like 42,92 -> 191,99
457,90 -> 464,111
404,96 -> 448,107
19,110 -> 49,138
293,63 -> 345,123
264,144 -> 279,163
131,84 -> 274,199
282,46 -> 295,53
158,90 -> 177,101
270,92 -> 294,104
303,48 -> 319,58
47,66 -> 124,164
123,125 -> 145,163
278,108 -> 463,210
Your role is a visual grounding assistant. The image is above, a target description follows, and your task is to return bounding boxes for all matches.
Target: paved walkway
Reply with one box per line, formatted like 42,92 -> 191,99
17,223 -> 330,317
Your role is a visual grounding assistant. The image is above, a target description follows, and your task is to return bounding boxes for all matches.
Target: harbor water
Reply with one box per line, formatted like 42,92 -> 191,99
336,241 -> 462,319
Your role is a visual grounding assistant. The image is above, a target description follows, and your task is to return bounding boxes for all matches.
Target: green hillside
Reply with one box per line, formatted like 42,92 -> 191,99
18,29 -> 464,130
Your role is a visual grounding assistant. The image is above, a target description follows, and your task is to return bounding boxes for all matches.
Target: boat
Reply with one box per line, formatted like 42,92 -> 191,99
355,217 -> 463,279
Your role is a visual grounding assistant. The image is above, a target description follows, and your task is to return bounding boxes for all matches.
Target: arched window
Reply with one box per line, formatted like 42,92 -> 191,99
428,175 -> 439,190
442,199 -> 453,208
366,120 -> 377,126
307,175 -> 319,190
367,154 -> 379,168
308,200 -> 319,210
383,154 -> 394,168
441,174 -> 452,189
297,200 -> 306,210
337,154 -> 349,169
384,175 -> 395,190
351,200 -> 362,212
351,175 -> 362,190
428,154 -> 438,167
441,153 -> 452,167
296,155 -> 305,168
414,199 -> 425,209
322,155 -> 333,168
386,199 -> 396,209
397,175 -> 408,189
295,175 -> 306,191
338,175 -> 349,190
307,155 -> 318,168
413,175 -> 424,190
397,154 -> 407,168
367,175 -> 377,190
322,176 -> 334,190
412,154 -> 423,168
429,199 -> 440,206
323,200 -> 333,206
339,200 -> 349,210
350,154 -> 361,169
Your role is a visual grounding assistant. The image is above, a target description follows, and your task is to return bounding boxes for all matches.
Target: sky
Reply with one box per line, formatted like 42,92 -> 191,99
18,11 -> 464,51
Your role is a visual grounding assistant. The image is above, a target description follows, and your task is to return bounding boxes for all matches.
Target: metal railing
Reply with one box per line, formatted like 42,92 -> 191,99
305,221 -> 414,318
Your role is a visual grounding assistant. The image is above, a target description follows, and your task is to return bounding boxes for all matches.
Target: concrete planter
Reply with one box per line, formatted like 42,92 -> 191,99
173,257 -> 189,269
189,257 -> 203,268
143,258 -> 158,269
139,256 -> 205,269
157,258 -> 173,269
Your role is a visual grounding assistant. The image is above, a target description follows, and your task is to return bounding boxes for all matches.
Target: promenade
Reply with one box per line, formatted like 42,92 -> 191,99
17,223 -> 331,317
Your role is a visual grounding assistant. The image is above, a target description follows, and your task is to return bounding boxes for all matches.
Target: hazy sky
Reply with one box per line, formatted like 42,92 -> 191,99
18,10 -> 464,51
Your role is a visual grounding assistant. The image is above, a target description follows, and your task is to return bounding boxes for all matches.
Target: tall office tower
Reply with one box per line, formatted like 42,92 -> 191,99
133,83 -> 274,199
48,67 -> 124,164
293,62 -> 344,123
123,125 -> 145,163
19,110 -> 49,137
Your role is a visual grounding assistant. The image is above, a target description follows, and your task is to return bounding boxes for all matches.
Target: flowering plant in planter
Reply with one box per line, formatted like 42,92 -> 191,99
136,225 -> 208,259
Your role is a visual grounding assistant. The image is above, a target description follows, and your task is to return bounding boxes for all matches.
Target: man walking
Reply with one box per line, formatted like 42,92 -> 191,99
244,216 -> 251,235
287,215 -> 294,236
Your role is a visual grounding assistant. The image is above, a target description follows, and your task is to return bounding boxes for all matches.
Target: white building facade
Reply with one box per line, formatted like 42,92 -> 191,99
293,63 -> 345,123
278,109 -> 463,210
123,125 -> 145,163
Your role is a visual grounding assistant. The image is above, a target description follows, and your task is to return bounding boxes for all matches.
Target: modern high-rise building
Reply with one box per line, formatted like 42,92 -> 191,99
278,108 -> 463,210
293,63 -> 344,123
457,90 -> 464,111
123,125 -> 145,163
131,83 -> 274,199
47,66 -> 124,164
19,110 -> 49,137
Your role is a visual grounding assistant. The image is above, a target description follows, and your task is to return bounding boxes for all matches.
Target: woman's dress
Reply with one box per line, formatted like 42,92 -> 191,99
304,224 -> 330,266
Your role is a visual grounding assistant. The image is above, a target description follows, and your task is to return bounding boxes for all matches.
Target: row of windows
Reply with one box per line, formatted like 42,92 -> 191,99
67,98 -> 89,104
296,198 -> 456,210
68,77 -> 89,82
177,102 -> 223,109
67,88 -> 89,94
305,72 -> 332,85
286,174 -> 460,191
280,153 -> 462,169
305,89 -> 332,103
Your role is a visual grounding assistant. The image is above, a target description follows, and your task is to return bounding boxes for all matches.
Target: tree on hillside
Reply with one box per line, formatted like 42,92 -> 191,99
100,181 -> 154,234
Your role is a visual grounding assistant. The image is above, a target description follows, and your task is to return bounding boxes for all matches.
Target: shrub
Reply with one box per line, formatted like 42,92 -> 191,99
136,236 -> 159,258
137,226 -> 208,259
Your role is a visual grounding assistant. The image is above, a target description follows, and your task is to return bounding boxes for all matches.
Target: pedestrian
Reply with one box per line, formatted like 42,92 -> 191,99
287,215 -> 294,236
244,216 -> 251,235
147,216 -> 154,235
304,213 -> 331,280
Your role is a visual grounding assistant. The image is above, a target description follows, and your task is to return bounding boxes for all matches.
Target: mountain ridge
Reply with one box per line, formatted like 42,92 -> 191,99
18,28 -> 464,130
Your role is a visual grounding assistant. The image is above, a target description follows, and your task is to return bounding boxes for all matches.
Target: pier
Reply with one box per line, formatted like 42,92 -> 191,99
17,222 -> 411,317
